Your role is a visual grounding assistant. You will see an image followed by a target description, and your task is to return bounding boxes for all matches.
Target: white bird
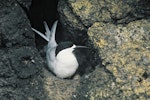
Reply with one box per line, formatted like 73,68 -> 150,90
32,20 -> 88,78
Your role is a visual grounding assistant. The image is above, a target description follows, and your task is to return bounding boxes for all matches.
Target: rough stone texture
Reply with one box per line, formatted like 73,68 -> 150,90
0,47 -> 49,100
0,0 -> 50,99
0,0 -> 81,100
72,66 -> 117,100
58,0 -> 150,37
16,0 -> 32,10
0,0 -> 34,48
42,69 -> 80,100
58,0 -> 150,99
1,0 -> 150,99
0,46 -> 80,100
58,0 -> 88,44
88,19 -> 150,99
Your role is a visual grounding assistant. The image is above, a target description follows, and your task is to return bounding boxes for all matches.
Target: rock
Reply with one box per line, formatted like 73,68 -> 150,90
16,0 -> 32,10
7,47 -> 43,79
87,19 -> 150,99
58,0 -> 150,99
0,0 -> 34,48
72,66 -> 116,100
1,0 -> 150,99
0,47 -> 51,99
58,0 -> 150,44
58,0 -> 88,44
0,0 -> 83,99
0,0 -> 50,99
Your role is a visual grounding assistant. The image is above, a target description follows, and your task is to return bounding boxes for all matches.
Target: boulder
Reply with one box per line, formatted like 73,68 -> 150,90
87,19 -> 150,99
58,0 -> 150,99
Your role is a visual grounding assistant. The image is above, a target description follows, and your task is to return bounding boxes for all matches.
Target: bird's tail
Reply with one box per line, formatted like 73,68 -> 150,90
31,20 -> 58,48
32,27 -> 49,42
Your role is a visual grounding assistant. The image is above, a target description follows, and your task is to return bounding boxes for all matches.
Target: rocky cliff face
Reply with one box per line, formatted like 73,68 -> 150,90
0,0 -> 49,99
58,0 -> 150,99
86,19 -> 150,99
0,0 -> 149,99
58,0 -> 150,43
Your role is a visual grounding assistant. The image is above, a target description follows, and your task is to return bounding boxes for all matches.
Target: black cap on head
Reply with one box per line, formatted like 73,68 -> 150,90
56,41 -> 74,56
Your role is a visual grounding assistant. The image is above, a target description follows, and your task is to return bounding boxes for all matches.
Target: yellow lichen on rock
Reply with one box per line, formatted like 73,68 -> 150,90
89,88 -> 110,100
95,39 -> 108,48
71,0 -> 92,18
134,87 -> 147,95
88,19 -> 150,98
108,0 -> 131,18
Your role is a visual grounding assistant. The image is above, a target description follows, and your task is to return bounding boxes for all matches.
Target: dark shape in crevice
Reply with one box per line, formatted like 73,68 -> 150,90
142,71 -> 149,79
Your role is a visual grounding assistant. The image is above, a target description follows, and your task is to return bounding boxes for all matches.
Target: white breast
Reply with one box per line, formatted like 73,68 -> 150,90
54,48 -> 79,78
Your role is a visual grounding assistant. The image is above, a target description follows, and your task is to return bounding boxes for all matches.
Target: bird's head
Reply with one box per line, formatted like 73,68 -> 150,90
55,41 -> 88,56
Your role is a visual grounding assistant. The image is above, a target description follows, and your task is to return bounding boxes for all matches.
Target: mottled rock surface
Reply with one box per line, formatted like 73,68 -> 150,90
0,47 -> 48,100
0,0 -> 34,48
87,20 -> 150,99
1,0 -> 150,99
0,0 -> 81,100
58,0 -> 88,44
72,66 -> 116,100
16,0 -> 32,10
0,0 -> 49,99
58,0 -> 150,100
58,0 -> 150,39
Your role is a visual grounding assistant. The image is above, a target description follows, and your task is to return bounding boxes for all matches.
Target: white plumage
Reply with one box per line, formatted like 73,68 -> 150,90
32,20 -> 86,78
55,45 -> 78,78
